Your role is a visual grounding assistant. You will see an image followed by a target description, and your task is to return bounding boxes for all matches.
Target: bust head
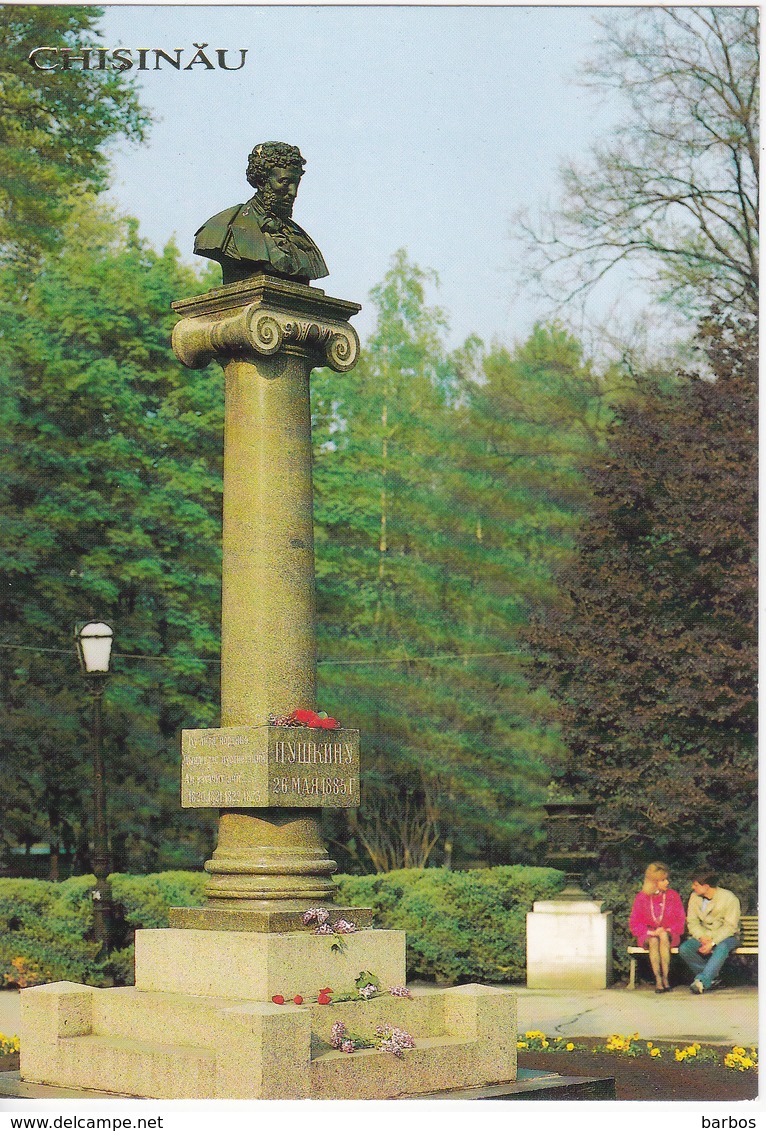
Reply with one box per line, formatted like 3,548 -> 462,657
194,141 -> 328,285
246,142 -> 306,219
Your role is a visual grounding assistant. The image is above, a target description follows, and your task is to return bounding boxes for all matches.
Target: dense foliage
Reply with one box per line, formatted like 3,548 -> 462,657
0,200 -> 221,873
0,867 -> 565,988
313,254 -> 617,871
336,865 -> 565,983
0,871 -> 206,988
1,230 -> 606,874
0,5 -> 148,269
528,313 -> 757,872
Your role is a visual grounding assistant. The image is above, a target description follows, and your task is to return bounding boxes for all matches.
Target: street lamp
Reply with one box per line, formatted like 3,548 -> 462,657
75,621 -> 114,953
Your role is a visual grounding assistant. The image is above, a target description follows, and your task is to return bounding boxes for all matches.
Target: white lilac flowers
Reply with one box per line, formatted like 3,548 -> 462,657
302,908 -> 357,935
330,1020 -> 416,1058
376,1024 -> 416,1059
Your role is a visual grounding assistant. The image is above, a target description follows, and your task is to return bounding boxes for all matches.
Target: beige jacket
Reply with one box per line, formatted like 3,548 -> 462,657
686,887 -> 740,945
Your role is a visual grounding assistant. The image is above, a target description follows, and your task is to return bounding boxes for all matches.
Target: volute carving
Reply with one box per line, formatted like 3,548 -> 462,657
172,301 -> 360,373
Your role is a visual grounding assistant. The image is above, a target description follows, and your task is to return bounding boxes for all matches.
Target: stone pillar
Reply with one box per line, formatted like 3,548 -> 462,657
172,276 -> 360,908
526,900 -> 613,989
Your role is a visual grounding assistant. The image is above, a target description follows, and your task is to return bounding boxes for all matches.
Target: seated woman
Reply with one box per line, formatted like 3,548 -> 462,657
629,862 -> 686,992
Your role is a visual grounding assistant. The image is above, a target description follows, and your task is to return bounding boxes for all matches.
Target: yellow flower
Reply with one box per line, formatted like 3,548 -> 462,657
650,1048 -> 661,1058
566,1043 -> 575,1051
0,1033 -> 20,1056
517,1041 -> 528,1049
724,1047 -> 756,1072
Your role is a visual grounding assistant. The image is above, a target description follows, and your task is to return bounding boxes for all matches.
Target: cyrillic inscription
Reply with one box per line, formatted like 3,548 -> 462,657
180,725 -> 360,809
272,738 -> 355,765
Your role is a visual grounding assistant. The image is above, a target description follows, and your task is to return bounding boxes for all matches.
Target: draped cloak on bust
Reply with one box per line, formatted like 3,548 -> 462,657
194,195 -> 329,285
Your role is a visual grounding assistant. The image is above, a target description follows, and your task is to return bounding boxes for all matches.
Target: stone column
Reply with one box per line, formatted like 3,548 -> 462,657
172,276 -> 360,908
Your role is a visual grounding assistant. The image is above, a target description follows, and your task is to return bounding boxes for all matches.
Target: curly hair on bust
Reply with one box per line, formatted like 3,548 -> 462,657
246,142 -> 306,190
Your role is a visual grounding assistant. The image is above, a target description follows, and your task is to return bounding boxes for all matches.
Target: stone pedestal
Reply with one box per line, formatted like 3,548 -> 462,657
134,926 -> 407,1001
526,900 -> 613,989
20,924 -> 518,1100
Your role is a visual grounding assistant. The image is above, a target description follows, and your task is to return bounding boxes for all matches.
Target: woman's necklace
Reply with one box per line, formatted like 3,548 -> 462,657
650,892 -> 667,924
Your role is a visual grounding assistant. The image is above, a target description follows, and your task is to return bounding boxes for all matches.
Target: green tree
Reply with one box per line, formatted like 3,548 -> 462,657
527,311 -> 757,872
516,8 -> 759,318
0,5 -> 149,269
0,199 -> 222,875
457,323 -> 625,613
312,256 -> 603,871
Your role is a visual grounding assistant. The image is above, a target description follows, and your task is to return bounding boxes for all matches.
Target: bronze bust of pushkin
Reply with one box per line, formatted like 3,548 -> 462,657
194,142 -> 329,286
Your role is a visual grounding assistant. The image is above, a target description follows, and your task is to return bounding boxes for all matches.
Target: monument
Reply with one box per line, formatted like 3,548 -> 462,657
18,144 -> 518,1099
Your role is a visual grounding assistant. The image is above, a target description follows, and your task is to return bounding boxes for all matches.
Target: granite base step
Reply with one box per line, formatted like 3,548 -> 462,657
0,1068 -> 617,1101
26,1033 -> 215,1100
20,980 -> 518,1100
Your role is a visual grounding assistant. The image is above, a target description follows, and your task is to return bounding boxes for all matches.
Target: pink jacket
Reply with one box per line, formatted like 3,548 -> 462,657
629,889 -> 686,947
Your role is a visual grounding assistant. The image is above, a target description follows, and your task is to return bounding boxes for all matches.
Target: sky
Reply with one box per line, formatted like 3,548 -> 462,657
96,4 -> 630,350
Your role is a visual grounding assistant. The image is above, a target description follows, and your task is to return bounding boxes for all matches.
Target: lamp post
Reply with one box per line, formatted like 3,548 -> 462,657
75,621 -> 114,952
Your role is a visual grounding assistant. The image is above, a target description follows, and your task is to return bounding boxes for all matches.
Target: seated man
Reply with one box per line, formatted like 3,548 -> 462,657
679,869 -> 740,994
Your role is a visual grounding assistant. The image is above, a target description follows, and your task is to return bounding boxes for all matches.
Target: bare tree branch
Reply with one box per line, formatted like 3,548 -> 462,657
513,8 -> 759,320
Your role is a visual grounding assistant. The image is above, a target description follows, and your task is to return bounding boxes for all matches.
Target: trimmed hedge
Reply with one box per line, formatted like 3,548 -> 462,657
0,872 -> 206,988
0,866 -> 563,988
336,866 -> 565,984
1,866 -> 754,989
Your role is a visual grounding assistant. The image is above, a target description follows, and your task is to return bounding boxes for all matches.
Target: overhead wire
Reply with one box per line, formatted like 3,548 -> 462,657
0,641 -> 522,667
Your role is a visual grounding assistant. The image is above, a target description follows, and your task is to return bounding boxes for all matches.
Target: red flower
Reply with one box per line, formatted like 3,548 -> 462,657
271,994 -> 285,1005
320,986 -> 333,994
293,995 -> 303,1005
292,708 -> 319,725
317,993 -> 332,1005
289,708 -> 340,729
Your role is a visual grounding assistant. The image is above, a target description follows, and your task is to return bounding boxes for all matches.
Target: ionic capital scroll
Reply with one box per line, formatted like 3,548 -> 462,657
173,301 -> 360,373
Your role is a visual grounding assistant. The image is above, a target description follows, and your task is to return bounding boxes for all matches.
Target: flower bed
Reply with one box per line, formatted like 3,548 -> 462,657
0,1033 -> 20,1073
516,1032 -> 758,1101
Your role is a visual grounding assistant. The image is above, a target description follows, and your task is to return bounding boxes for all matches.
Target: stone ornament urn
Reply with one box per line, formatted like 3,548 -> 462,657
543,799 -> 600,901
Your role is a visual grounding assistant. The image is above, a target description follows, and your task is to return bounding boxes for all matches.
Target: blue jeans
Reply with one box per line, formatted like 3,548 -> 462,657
678,935 -> 739,988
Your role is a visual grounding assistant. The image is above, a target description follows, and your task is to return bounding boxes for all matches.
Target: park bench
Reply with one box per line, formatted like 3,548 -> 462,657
627,914 -> 758,990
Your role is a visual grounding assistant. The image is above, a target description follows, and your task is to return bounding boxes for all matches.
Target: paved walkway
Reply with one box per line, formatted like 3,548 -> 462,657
1,984 -> 757,1047
514,985 -> 758,1046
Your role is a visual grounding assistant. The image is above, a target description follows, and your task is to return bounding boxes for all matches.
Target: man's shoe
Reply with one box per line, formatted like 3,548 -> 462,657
690,980 -> 705,994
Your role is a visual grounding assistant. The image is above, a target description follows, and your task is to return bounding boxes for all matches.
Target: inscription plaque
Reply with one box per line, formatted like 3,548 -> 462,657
181,725 -> 360,809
